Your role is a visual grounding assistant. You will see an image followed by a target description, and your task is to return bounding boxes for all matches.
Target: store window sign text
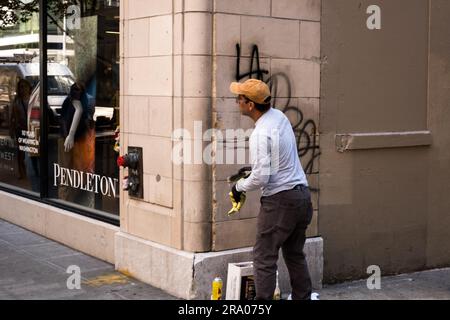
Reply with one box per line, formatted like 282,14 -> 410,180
0,151 -> 14,162
53,163 -> 119,198
0,137 -> 15,162
18,130 -> 39,155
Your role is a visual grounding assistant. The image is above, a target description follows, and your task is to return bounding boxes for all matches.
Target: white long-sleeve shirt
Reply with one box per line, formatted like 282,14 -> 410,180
236,108 -> 308,197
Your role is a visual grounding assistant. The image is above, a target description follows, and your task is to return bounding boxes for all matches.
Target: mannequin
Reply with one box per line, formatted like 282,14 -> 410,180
58,82 -> 95,207
64,98 -> 82,152
61,83 -> 85,145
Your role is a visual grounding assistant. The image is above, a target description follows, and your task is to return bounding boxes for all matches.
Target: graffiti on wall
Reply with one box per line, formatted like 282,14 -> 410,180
235,44 -> 320,182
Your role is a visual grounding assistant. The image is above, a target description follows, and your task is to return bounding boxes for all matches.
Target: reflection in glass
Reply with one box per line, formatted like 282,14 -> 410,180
0,4 -> 40,193
47,0 -> 120,216
0,1 -> 120,217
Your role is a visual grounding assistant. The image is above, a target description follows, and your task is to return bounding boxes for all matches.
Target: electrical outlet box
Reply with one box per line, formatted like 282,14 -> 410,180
127,146 -> 143,199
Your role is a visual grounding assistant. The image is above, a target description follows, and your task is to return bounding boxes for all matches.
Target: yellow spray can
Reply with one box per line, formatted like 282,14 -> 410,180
211,276 -> 223,300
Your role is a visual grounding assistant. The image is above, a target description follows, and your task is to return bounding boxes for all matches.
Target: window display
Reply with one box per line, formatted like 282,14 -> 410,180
0,0 -> 120,220
0,7 -> 40,193
46,0 -> 120,216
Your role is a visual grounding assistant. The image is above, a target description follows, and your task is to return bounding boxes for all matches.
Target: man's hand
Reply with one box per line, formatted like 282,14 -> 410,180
228,185 -> 246,216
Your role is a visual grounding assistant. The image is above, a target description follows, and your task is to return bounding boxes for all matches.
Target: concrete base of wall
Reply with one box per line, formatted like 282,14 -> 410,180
115,231 -> 323,300
0,191 -> 118,264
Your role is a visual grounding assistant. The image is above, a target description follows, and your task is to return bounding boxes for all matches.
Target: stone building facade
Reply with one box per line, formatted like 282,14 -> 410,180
2,0 -> 450,300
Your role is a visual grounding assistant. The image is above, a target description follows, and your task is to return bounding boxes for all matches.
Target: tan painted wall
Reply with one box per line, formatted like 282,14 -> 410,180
320,0 -> 450,282
425,0 -> 450,269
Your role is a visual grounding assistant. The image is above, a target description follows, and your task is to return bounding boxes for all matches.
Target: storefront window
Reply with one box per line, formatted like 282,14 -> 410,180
0,1 -> 120,220
46,0 -> 120,217
0,3 -> 40,194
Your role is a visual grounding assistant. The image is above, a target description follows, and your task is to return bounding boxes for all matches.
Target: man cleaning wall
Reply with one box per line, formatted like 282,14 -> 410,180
228,79 -> 314,300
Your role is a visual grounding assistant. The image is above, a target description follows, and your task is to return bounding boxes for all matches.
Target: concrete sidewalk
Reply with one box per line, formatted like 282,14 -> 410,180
0,219 -> 176,300
2,218 -> 450,300
319,267 -> 450,300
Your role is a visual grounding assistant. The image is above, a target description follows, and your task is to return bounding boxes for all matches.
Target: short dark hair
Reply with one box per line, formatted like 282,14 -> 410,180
243,96 -> 271,112
254,102 -> 271,112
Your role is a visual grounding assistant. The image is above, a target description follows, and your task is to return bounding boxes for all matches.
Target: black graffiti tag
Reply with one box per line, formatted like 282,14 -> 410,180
235,44 -> 269,81
235,44 -> 320,182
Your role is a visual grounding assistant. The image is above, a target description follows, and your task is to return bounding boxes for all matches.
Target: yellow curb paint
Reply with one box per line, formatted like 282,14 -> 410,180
83,273 -> 130,287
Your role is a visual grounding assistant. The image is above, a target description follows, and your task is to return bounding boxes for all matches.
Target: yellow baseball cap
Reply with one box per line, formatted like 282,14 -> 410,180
230,79 -> 271,105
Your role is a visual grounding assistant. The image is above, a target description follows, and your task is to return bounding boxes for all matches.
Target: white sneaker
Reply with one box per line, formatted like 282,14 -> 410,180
287,292 -> 320,300
311,292 -> 320,300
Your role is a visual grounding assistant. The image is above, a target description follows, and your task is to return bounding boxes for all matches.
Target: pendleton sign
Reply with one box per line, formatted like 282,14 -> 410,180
53,163 -> 119,198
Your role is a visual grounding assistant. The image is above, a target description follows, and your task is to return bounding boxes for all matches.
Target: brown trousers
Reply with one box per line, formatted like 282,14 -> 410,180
253,185 -> 313,300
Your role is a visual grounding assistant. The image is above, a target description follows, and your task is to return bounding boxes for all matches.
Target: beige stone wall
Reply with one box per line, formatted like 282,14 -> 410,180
120,0 -> 213,252
212,0 -> 322,251
120,0 -> 321,253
